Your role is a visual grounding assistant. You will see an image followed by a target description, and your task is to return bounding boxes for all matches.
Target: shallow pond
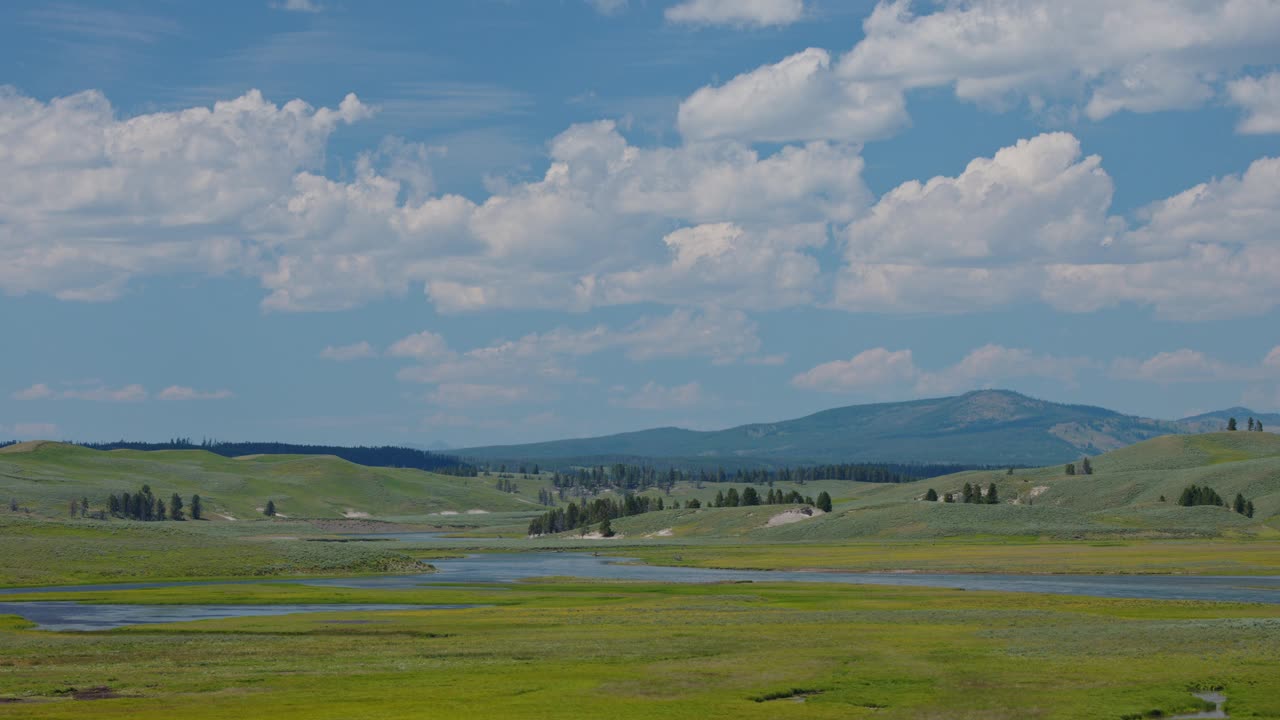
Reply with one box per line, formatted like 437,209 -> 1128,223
3,552 -> 1279,604
0,601 -> 476,631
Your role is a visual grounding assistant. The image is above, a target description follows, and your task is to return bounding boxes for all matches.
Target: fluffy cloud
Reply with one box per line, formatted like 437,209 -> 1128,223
0,88 -> 371,303
793,344 -> 1090,395
665,0 -> 804,28
681,0 -> 1280,143
1228,73 -> 1280,134
835,132 -> 1280,318
157,386 -> 234,401
61,384 -> 148,402
679,48 -> 906,143
791,348 -> 918,392
1111,348 -> 1280,384
386,331 -> 450,360
320,341 -> 376,361
13,383 -> 140,402
12,383 -> 52,400
394,307 -> 763,389
271,0 -> 322,12
611,381 -> 705,409
1,89 -> 869,314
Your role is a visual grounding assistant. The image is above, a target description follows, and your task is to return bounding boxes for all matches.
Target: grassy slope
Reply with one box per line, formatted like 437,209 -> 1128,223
0,441 -> 549,519
602,432 -> 1280,541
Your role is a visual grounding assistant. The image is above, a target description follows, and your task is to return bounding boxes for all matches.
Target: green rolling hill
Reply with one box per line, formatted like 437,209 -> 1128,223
604,431 -> 1280,540
0,441 -> 548,520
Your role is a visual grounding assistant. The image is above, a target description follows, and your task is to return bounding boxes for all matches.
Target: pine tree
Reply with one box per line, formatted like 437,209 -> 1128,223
742,487 -> 760,506
962,483 -> 974,503
816,491 -> 833,512
599,518 -> 614,537
714,490 -> 725,508
1248,418 -> 1256,431
1245,501 -> 1254,518
264,500 -> 276,517
686,498 -> 701,509
1081,457 -> 1093,475
156,498 -> 167,521
1258,421 -> 1265,432
1228,417 -> 1238,431
191,495 -> 202,520
170,493 -> 185,521
1065,463 -> 1076,476
80,496 -> 89,518
108,494 -> 121,516
924,488 -> 939,501
1234,493 -> 1247,514
986,483 -> 999,504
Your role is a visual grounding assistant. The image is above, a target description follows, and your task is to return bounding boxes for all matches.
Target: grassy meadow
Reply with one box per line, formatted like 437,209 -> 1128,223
3,580 -> 1280,718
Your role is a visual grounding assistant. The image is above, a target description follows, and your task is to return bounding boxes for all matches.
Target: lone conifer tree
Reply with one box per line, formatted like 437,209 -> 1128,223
264,500 -> 276,517
924,488 -> 939,501
190,495 -> 202,520
1228,417 -> 1238,431
816,491 -> 833,512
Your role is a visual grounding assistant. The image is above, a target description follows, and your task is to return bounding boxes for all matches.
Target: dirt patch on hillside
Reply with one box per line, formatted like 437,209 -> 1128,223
766,507 -> 825,527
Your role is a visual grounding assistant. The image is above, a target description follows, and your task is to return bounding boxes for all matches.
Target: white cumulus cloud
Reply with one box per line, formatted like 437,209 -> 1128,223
320,341 -> 376,361
612,381 -> 706,409
666,0 -> 804,28
1228,73 -> 1280,134
158,386 -> 234,401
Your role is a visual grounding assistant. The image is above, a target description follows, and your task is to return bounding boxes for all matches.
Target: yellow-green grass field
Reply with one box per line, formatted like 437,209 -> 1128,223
2,579 -> 1279,719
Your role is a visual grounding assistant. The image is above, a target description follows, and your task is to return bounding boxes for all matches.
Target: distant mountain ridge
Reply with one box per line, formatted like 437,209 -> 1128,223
460,390 -> 1273,467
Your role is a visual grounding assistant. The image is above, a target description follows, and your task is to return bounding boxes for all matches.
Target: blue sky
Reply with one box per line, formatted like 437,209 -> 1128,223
3,0 -> 1280,447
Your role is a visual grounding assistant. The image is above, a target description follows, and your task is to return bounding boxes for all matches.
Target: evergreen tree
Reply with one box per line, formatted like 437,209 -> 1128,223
190,495 -> 202,520
80,496 -> 89,518
1065,463 -> 1076,476
1248,418 -> 1256,431
714,490 -> 725,508
1246,501 -> 1255,518
170,493 -> 185,521
69,499 -> 79,518
264,500 -> 276,517
816,491 -> 833,512
108,494 -> 121,516
924,488 -> 939,501
986,483 -> 999,504
599,518 -> 614,537
944,493 -> 954,503
156,498 -> 167,521
1007,467 -> 1014,475
1234,493 -> 1247,514
725,488 -> 741,507
741,487 -> 761,506
1258,421 -> 1265,432
962,482 -> 974,503
1227,417 -> 1238,431
1081,457 -> 1093,475
686,498 -> 701,509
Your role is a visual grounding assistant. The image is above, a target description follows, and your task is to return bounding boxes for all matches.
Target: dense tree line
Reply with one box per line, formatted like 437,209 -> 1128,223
79,439 -> 477,476
107,485 -> 202,521
542,462 -> 953,501
527,494 -> 668,535
1177,484 -> 1254,517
